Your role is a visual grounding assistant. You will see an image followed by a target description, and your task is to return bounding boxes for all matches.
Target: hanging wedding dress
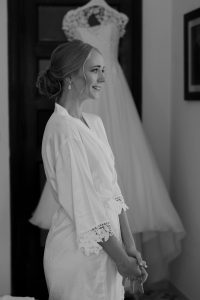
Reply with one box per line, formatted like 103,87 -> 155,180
30,0 -> 185,283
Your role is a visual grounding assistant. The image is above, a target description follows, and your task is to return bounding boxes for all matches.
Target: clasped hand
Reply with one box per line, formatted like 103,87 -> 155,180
125,248 -> 148,294
117,256 -> 142,280
117,247 -> 148,290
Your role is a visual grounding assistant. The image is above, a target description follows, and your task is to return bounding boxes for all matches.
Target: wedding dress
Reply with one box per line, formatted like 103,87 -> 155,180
30,0 -> 185,283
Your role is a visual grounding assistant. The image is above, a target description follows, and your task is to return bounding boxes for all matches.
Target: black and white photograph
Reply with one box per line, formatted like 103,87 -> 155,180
0,1 -> 200,300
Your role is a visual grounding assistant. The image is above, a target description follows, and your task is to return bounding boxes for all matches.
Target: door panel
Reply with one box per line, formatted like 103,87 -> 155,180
8,0 -> 142,298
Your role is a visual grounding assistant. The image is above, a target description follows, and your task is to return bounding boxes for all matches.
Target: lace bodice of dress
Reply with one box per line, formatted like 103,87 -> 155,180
62,3 -> 128,64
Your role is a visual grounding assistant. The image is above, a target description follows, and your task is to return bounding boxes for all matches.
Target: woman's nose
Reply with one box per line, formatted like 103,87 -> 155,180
98,71 -> 105,82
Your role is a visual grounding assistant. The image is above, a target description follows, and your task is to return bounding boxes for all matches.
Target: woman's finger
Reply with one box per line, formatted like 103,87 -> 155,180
140,267 -> 148,283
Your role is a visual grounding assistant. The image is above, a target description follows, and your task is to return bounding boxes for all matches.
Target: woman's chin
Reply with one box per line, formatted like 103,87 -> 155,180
90,92 -> 101,100
84,92 -> 101,101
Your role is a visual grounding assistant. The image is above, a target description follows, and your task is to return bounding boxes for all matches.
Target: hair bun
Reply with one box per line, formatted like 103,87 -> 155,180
36,68 -> 62,100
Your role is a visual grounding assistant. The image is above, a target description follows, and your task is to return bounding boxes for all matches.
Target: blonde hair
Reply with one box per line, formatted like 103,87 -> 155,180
36,40 -> 99,100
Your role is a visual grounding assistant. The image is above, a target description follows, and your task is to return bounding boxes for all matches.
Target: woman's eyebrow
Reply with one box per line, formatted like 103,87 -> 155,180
90,65 -> 106,69
91,65 -> 101,68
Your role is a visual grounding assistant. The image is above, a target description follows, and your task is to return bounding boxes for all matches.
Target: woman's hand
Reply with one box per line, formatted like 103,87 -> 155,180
117,256 -> 142,280
126,247 -> 148,290
126,247 -> 142,263
126,247 -> 147,270
128,266 -> 148,295
140,266 -> 148,283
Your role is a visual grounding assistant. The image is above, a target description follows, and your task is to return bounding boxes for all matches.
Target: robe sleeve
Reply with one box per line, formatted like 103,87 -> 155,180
29,181 -> 59,229
55,137 -> 114,256
112,168 -> 129,214
96,116 -> 129,214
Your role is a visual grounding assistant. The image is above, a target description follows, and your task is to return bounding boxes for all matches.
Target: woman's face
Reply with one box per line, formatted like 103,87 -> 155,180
72,49 -> 106,100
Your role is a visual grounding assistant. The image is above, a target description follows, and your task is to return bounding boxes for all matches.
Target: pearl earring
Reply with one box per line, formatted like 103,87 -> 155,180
65,77 -> 72,90
68,81 -> 72,90
68,78 -> 72,90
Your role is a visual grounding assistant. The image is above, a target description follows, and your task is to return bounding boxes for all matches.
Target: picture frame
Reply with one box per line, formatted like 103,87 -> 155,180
184,7 -> 200,100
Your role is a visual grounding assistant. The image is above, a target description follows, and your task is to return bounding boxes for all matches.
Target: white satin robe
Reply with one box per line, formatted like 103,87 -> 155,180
42,103 -> 128,300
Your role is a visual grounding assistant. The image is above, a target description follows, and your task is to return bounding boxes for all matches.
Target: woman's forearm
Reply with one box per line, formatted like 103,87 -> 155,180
98,234 -> 141,278
119,211 -> 148,271
119,209 -> 137,252
98,234 -> 128,267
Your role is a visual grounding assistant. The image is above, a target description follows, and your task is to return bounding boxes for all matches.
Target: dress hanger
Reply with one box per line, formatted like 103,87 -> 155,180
80,0 -> 112,10
63,0 -> 128,31
78,0 -> 126,20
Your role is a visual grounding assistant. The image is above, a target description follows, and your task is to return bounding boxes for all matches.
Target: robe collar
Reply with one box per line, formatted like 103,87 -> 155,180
54,103 -> 114,163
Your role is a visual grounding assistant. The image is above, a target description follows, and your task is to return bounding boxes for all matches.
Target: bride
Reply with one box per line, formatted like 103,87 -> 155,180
30,0 -> 185,284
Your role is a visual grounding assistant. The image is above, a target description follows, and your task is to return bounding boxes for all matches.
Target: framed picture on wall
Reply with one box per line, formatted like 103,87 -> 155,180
184,7 -> 200,100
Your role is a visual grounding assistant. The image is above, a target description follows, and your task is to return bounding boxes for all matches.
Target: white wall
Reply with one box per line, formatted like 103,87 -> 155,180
0,0 -> 11,295
170,1 -> 200,300
142,0 -> 173,188
143,0 -> 200,299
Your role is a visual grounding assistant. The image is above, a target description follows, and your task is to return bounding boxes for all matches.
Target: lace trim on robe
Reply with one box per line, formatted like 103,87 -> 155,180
79,221 -> 114,256
62,5 -> 129,41
79,195 -> 128,256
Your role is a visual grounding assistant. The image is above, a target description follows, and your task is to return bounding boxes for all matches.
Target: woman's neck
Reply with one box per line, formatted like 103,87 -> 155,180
58,91 -> 84,119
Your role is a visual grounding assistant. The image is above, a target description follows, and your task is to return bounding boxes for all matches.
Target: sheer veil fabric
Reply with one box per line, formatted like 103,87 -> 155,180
30,0 -> 185,284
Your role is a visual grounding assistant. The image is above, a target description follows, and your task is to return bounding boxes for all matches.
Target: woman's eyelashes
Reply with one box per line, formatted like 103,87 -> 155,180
91,67 -> 100,73
90,67 -> 105,74
91,68 -> 98,73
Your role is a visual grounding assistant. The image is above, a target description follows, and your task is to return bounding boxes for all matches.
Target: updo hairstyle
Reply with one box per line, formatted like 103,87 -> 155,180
36,39 -> 95,101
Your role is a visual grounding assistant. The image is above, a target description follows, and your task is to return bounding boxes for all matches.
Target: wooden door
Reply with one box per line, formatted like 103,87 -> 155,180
8,0 -> 142,298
